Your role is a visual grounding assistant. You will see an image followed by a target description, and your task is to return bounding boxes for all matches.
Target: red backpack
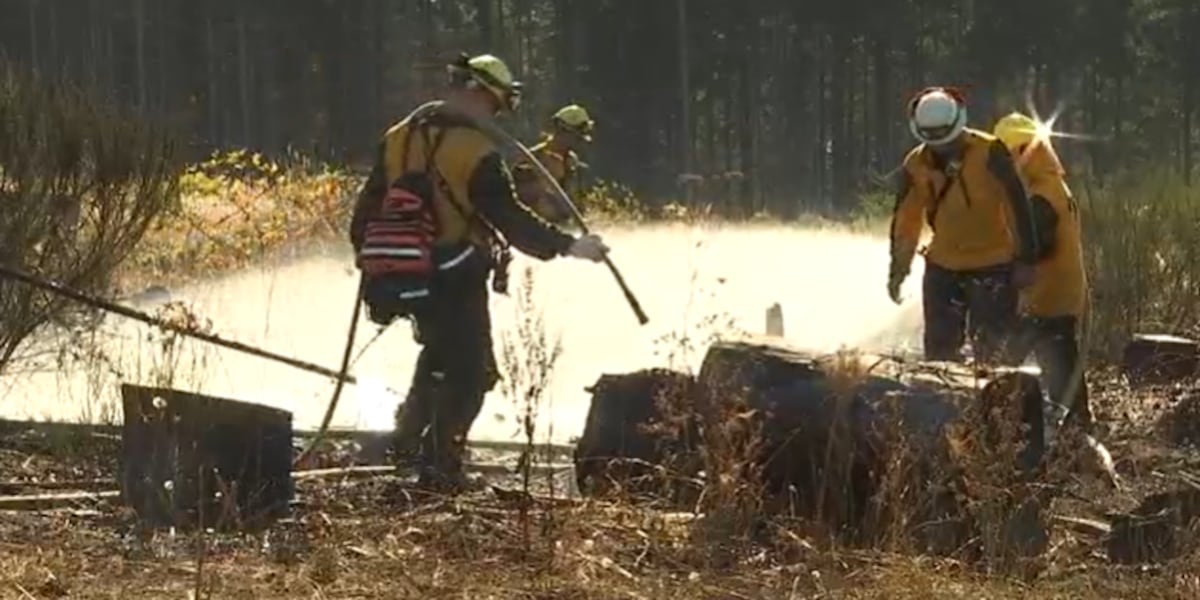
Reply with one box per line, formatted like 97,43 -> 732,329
356,123 -> 446,325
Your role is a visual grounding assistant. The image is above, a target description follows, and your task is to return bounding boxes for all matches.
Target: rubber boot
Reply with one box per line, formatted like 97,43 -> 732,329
416,380 -> 486,495
393,351 -> 437,469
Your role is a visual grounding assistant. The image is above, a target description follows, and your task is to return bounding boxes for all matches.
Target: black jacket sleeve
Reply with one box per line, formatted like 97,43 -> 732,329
469,152 -> 574,260
986,141 -> 1039,264
349,141 -> 387,252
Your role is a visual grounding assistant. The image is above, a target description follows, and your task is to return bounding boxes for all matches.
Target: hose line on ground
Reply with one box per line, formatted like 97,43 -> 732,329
292,275 -> 365,468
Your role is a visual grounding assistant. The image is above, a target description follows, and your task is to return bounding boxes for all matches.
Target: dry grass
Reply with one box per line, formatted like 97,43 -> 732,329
2,423 -> 1200,599
7,136 -> 1200,597
1078,170 -> 1200,359
3,316 -> 1200,597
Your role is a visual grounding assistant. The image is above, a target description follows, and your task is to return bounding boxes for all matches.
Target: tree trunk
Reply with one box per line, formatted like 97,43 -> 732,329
1113,74 -> 1124,154
237,8 -> 252,147
740,55 -> 758,213
816,33 -> 828,211
474,0 -> 494,48
873,36 -> 892,169
135,0 -> 147,112
371,0 -> 386,134
205,11 -> 220,146
88,0 -> 100,89
157,0 -> 169,118
27,0 -> 38,74
676,0 -> 693,205
1183,76 -> 1193,185
830,27 -> 852,211
47,0 -> 58,77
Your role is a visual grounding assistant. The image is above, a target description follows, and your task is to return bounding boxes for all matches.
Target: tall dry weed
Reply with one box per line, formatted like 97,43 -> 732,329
1079,170 -> 1200,357
498,264 -> 564,554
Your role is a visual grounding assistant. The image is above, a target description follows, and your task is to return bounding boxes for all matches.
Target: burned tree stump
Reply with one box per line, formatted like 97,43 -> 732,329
1107,486 -> 1200,564
751,375 -> 951,536
695,337 -> 824,398
573,369 -> 699,501
1161,390 -> 1200,448
119,384 -> 294,531
575,337 -> 1050,556
1122,334 -> 1200,385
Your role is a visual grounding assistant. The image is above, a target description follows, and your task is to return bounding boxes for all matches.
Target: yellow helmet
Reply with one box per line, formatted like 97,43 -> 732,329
993,112 -> 1040,151
447,53 -> 522,112
551,104 -> 595,141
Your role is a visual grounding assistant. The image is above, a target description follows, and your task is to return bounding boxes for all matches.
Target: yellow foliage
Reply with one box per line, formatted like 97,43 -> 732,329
119,149 -> 358,289
576,179 -> 648,222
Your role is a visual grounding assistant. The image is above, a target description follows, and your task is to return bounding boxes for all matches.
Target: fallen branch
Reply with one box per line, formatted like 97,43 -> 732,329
294,465 -> 393,480
295,462 -> 572,481
0,420 -> 577,456
0,478 -> 112,494
465,461 -> 572,477
0,461 -> 575,510
465,439 -> 575,456
1051,514 -> 1112,537
0,490 -> 119,511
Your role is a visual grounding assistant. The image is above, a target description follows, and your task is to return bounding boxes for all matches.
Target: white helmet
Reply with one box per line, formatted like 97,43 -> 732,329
908,88 -> 967,146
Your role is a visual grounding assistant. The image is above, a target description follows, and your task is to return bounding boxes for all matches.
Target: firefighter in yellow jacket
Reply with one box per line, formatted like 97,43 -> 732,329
350,54 -> 609,492
887,87 -> 1042,364
511,104 -> 595,225
994,112 -> 1092,429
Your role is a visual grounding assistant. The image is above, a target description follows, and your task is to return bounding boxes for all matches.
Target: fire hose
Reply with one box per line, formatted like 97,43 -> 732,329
461,104 -> 650,326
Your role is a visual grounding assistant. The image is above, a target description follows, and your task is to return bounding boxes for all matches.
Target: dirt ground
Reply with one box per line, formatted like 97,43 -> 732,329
3,373 -> 1200,599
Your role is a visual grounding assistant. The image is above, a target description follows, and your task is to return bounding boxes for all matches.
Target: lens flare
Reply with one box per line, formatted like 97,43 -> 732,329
1023,99 -> 1104,144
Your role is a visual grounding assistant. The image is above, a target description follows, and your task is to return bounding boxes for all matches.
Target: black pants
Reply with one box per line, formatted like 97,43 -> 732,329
393,253 -> 498,481
922,262 -> 1020,364
1010,315 -> 1091,429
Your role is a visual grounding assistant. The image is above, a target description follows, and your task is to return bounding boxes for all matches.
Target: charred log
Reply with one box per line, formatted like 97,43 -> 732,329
1123,333 -> 1200,386
119,383 -> 294,531
573,369 -> 700,502
573,338 -> 1049,557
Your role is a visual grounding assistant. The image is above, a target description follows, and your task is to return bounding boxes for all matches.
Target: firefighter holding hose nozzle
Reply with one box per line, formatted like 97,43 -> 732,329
511,104 -> 596,226
348,53 -> 609,493
887,87 -> 1041,364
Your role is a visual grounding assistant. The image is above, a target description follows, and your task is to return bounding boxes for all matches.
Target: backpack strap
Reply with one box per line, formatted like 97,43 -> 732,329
415,118 -> 511,251
925,155 -> 964,229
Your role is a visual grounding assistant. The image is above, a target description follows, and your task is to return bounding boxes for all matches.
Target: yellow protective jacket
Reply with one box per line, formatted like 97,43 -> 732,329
350,110 -> 573,261
510,138 -> 580,224
1014,142 -> 1087,318
889,128 -> 1040,276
